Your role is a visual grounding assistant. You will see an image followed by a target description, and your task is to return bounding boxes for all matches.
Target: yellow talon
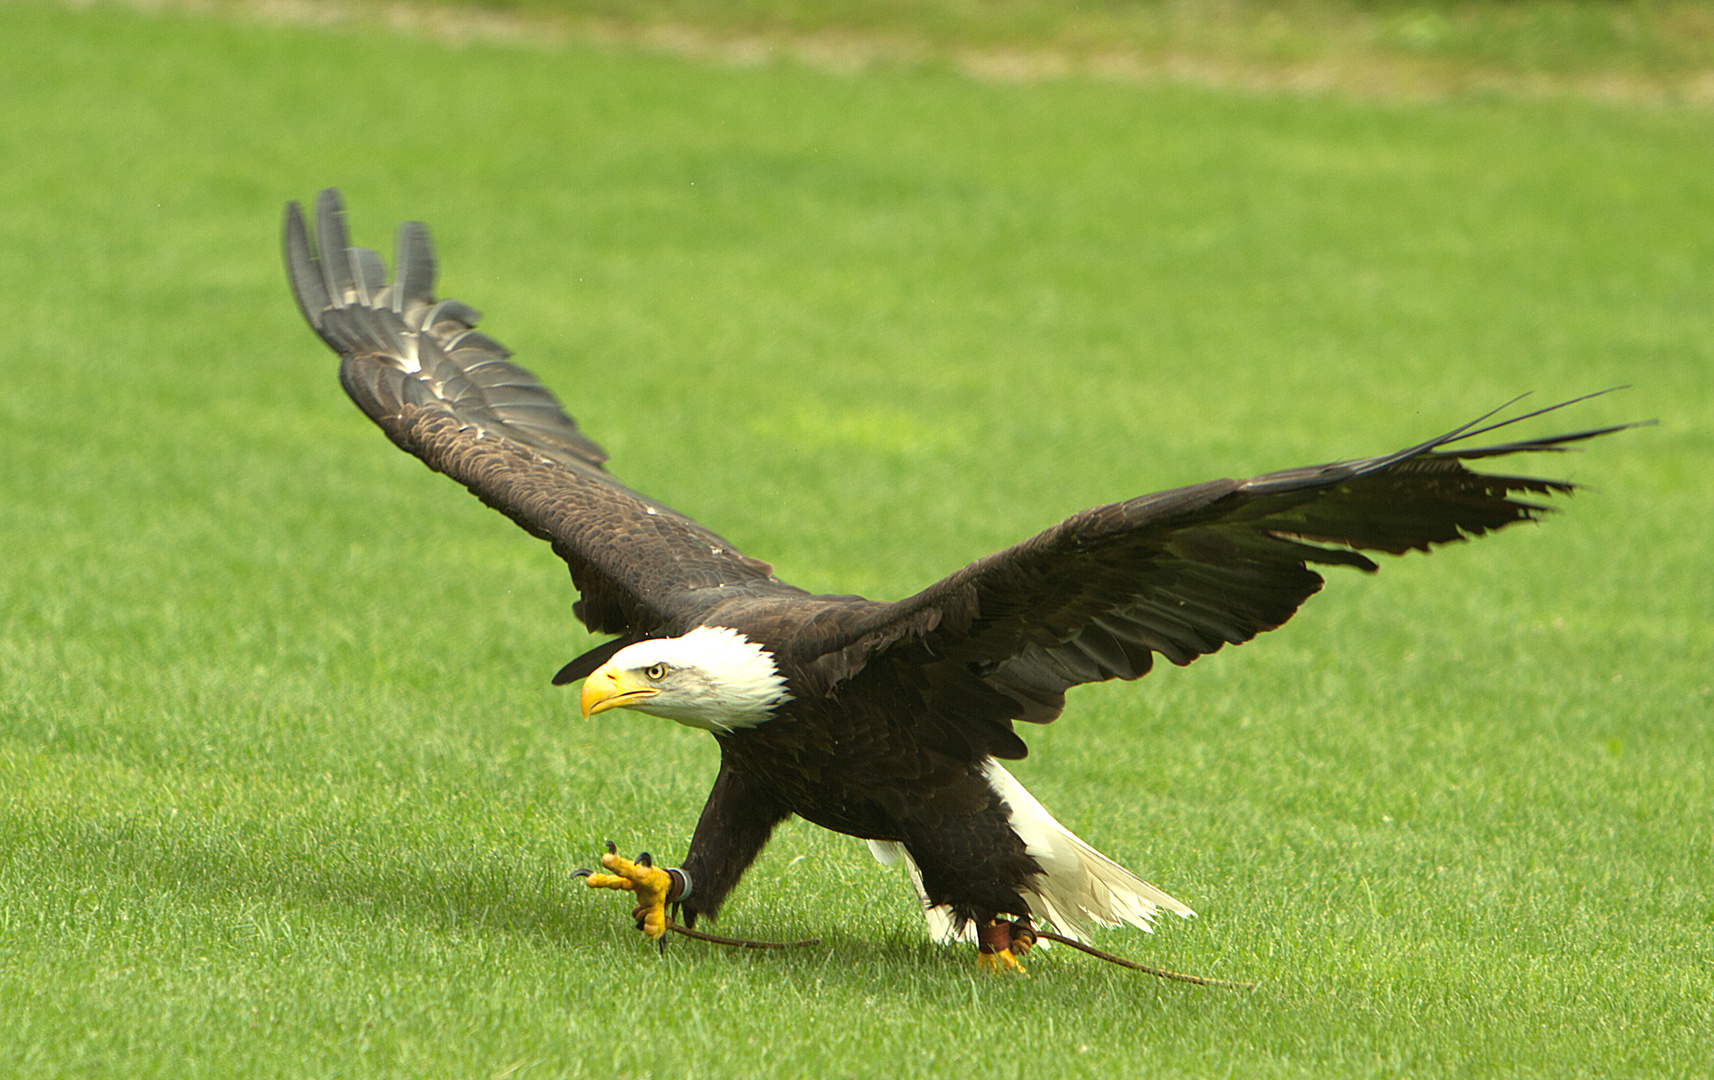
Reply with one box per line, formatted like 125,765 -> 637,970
581,850 -> 673,940
977,947 -> 1028,975
974,917 -> 1032,974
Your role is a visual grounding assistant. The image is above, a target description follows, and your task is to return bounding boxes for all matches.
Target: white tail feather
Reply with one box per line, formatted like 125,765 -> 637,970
866,762 -> 1195,944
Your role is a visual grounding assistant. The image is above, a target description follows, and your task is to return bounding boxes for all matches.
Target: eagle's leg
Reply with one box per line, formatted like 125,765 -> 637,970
975,916 -> 1037,974
896,782 -> 1043,972
676,756 -> 792,929
575,757 -> 789,947
574,843 -> 687,942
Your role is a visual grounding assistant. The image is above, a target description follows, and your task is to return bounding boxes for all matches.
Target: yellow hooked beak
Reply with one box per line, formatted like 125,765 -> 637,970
579,663 -> 660,718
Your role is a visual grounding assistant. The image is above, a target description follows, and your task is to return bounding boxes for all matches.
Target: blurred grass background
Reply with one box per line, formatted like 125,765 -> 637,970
164,0 -> 1714,98
513,0 -> 1714,78
1,1 -> 1710,1076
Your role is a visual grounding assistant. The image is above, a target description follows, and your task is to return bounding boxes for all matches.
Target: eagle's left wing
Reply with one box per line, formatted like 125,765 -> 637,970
813,399 -> 1635,733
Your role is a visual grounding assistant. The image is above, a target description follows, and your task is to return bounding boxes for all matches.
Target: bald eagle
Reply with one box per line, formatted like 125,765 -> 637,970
285,190 -> 1629,969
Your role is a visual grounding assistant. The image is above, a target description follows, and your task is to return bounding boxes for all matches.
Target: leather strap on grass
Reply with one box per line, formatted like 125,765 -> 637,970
664,920 -> 820,950
1034,930 -> 1258,990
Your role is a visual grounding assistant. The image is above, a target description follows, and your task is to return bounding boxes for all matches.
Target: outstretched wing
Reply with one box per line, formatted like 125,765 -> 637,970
284,189 -> 802,656
815,398 -> 1636,729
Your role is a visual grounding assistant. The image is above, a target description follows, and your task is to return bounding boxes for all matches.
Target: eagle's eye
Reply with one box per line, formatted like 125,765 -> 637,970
644,663 -> 668,681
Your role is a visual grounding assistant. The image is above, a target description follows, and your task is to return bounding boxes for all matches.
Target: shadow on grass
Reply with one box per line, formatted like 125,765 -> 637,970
10,803 -> 1245,999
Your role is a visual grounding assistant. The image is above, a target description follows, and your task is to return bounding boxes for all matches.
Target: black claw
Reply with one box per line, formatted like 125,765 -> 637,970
604,839 -> 617,855
571,867 -> 593,879
636,851 -> 653,868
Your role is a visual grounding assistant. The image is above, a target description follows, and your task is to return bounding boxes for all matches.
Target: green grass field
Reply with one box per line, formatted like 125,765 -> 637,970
2,2 -> 1711,1076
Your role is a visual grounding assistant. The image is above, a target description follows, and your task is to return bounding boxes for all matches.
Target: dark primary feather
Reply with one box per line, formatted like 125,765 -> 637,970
284,190 -> 804,641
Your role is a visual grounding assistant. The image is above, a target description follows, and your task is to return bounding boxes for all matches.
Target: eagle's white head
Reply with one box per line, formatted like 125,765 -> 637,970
578,626 -> 792,733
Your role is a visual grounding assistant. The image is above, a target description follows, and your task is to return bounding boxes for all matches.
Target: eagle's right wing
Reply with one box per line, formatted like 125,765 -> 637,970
285,190 -> 800,654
